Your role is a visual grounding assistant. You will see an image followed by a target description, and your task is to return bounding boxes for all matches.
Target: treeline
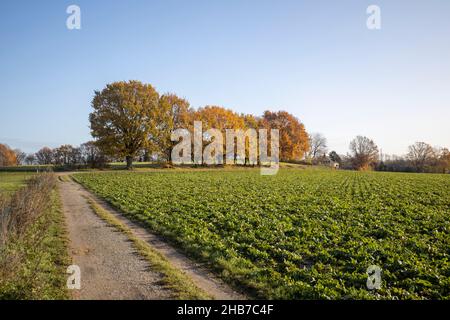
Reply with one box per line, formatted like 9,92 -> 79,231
2,80 -> 448,174
89,81 -> 309,168
376,142 -> 450,174
305,135 -> 450,174
1,81 -> 310,169
0,142 -> 108,169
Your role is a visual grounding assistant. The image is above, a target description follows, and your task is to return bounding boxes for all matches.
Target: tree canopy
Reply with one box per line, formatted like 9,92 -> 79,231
406,142 -> 435,172
89,81 -> 160,169
261,111 -> 309,161
88,81 -> 310,166
0,144 -> 18,167
349,136 -> 379,170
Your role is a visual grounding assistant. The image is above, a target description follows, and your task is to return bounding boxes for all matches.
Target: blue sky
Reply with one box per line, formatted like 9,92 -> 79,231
0,0 -> 449,154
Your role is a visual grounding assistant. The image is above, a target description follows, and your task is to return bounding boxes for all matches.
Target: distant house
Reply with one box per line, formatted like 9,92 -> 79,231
321,157 -> 340,170
314,155 -> 340,170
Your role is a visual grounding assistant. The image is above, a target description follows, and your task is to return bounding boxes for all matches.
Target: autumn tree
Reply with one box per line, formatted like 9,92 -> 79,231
0,144 -> 18,167
80,141 -> 107,168
349,136 -> 379,170
25,154 -> 36,165
240,113 -> 262,164
14,149 -> 27,165
89,81 -> 160,169
52,146 -> 65,165
307,133 -> 328,162
195,106 -> 245,131
261,111 -> 309,161
406,142 -> 436,172
69,147 -> 82,165
53,145 -> 80,165
157,93 -> 193,162
194,106 -> 246,164
35,147 -> 54,165
437,148 -> 450,173
240,113 -> 260,129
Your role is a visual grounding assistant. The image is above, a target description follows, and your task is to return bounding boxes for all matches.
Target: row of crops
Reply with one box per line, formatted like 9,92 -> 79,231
74,169 -> 450,299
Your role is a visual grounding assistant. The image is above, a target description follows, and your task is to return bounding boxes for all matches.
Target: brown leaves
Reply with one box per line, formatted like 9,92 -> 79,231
349,136 -> 379,170
261,111 -> 309,161
0,144 -> 18,167
90,81 -> 160,167
88,81 -> 311,165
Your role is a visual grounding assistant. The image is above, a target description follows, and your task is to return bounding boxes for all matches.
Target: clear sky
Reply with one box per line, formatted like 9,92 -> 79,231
1,0 -> 449,154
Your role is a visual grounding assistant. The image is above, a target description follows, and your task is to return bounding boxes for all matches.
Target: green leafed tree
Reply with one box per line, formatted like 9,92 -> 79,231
89,81 -> 160,169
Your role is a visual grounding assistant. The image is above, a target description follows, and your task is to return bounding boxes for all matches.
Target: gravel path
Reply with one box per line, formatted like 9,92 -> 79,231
59,176 -> 246,300
86,186 -> 246,300
59,179 -> 173,300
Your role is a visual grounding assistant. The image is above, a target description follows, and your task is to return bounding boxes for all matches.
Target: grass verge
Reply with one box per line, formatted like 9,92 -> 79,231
0,172 -> 34,196
58,175 -> 71,183
0,178 -> 70,300
85,197 -> 211,300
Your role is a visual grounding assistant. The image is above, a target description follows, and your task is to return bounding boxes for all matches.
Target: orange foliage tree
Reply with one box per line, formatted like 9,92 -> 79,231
194,106 -> 245,131
157,93 -> 193,161
88,81 -> 310,166
261,111 -> 309,161
0,144 -> 18,166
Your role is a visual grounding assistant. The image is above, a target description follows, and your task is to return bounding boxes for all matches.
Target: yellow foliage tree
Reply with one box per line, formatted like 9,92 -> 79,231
0,144 -> 18,167
261,111 -> 309,161
89,81 -> 160,169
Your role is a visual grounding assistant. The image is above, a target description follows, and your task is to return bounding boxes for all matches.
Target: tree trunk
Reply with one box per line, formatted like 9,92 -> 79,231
168,148 -> 171,163
126,156 -> 133,170
143,150 -> 151,162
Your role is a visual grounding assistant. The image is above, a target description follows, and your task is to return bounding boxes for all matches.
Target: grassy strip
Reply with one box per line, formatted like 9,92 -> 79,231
0,188 -> 70,299
58,175 -> 72,183
85,197 -> 211,300
36,189 -> 71,299
0,172 -> 34,195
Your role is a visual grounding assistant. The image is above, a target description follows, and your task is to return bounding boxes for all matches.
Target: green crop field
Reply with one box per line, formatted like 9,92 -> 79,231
0,172 -> 34,195
74,169 -> 450,299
